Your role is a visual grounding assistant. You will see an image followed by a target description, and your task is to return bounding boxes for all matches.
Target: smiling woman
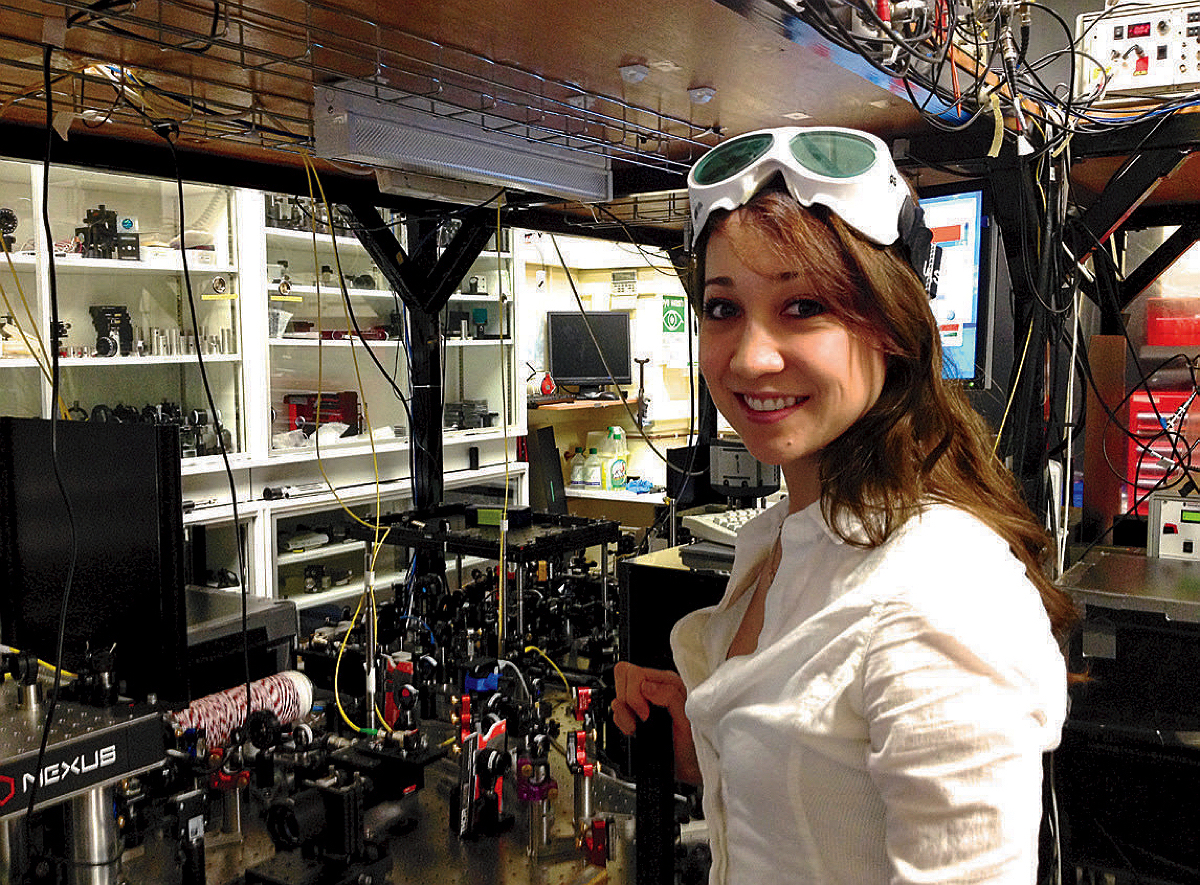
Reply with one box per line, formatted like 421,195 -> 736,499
612,127 -> 1078,885
698,207 -> 888,509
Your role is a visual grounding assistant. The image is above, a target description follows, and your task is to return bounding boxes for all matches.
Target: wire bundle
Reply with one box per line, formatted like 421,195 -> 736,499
171,670 -> 314,747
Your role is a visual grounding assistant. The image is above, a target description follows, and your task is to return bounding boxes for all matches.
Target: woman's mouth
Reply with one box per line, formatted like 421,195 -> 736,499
741,394 -> 802,412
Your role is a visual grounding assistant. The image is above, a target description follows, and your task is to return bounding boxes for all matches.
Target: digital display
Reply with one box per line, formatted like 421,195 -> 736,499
1182,510 -> 1200,524
920,188 -> 986,384
1127,21 -> 1152,38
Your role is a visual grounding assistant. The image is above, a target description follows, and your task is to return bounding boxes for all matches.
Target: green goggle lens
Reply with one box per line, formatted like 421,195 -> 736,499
691,133 -> 773,186
788,131 -> 877,179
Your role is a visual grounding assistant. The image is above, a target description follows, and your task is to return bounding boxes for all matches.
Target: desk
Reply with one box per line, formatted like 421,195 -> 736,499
531,398 -> 638,411
565,487 -> 666,534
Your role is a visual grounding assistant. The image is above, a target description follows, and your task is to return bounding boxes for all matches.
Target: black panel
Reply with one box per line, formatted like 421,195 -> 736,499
0,418 -> 189,704
618,547 -> 727,885
526,425 -> 568,515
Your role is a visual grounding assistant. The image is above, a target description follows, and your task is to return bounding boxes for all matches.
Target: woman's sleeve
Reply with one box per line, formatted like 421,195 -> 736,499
861,581 -> 1067,884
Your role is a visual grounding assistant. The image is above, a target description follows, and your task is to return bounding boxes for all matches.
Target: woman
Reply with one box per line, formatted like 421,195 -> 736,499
611,127 -> 1075,884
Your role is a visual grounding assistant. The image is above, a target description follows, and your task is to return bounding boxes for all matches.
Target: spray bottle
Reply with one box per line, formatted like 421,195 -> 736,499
601,426 -> 629,490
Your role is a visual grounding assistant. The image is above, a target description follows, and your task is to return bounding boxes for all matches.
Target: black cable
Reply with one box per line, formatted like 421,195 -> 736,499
153,123 -> 253,720
68,0 -> 225,54
23,41 -> 80,838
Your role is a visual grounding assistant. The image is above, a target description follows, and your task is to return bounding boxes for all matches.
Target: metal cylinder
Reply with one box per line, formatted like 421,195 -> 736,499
0,817 -> 14,885
68,785 -> 119,885
220,788 -> 241,836
527,796 -> 555,856
539,798 -> 553,847
573,771 -> 593,843
15,682 -> 43,714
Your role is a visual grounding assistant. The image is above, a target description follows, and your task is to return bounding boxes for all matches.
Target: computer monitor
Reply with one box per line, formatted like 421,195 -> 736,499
0,417 -> 190,704
546,310 -> 633,398
918,180 -> 997,389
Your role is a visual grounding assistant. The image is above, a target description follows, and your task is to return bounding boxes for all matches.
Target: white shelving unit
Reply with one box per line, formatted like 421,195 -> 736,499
0,165 -> 529,607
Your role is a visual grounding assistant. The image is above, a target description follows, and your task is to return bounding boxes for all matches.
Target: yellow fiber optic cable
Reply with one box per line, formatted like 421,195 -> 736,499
524,645 -> 571,694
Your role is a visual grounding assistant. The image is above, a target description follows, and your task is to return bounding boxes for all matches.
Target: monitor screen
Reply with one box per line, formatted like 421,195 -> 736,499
0,418 -> 190,704
918,181 -> 996,389
546,311 -> 633,395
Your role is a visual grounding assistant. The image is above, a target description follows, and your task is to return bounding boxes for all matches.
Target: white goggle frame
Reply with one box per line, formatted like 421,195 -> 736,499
687,126 -> 908,248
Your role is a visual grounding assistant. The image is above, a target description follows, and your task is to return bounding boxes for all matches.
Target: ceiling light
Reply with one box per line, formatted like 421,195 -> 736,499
782,111 -> 812,120
375,168 -> 515,204
314,80 -> 613,203
619,64 -> 650,84
688,86 -> 716,104
650,60 -> 682,72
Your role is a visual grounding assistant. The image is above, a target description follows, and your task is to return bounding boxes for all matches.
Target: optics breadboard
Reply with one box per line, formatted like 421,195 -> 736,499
1076,2 -> 1200,102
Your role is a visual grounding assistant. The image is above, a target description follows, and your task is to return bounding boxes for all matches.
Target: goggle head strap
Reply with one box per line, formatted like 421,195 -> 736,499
898,196 -> 942,301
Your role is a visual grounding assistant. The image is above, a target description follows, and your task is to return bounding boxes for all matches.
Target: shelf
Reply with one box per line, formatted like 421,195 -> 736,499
277,538 -> 367,566
182,502 -> 250,525
51,255 -> 237,275
269,336 -> 399,347
444,338 -> 512,347
0,356 -> 42,368
268,437 -> 409,463
0,254 -> 36,270
532,397 -> 637,411
265,226 -> 363,250
283,284 -> 397,300
282,565 -> 416,609
566,487 -> 666,504
466,251 -> 512,262
57,353 -> 241,366
447,293 -> 506,303
443,427 -> 521,442
181,452 -> 254,476
282,579 -> 396,610
257,477 -> 413,510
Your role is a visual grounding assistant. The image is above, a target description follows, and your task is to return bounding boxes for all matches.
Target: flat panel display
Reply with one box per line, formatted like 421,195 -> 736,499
546,310 -> 633,396
919,182 -> 996,389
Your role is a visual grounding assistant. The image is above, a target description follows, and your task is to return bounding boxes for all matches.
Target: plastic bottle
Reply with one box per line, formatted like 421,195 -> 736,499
569,446 -> 586,488
602,426 -> 629,490
582,447 -> 603,490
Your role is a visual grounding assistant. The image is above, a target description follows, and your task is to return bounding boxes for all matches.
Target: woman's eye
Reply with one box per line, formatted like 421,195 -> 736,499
787,299 -> 826,319
702,298 -> 738,321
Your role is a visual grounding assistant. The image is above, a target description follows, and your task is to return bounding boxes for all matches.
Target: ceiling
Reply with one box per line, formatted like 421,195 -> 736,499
4,0 -> 1192,245
0,0 -> 926,230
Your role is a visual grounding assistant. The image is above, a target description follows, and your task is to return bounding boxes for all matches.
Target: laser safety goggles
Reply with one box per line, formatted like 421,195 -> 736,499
687,126 -> 941,297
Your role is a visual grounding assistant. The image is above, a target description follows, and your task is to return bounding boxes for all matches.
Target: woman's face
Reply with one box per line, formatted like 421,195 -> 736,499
699,215 -> 888,504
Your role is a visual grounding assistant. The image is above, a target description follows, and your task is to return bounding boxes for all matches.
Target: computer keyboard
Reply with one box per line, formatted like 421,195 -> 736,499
681,507 -> 761,547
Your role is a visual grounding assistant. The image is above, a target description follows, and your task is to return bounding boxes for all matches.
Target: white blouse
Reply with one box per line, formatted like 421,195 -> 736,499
670,499 -> 1067,885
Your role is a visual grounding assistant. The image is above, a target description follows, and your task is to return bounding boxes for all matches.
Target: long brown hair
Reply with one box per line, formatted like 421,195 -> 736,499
693,190 -> 1078,647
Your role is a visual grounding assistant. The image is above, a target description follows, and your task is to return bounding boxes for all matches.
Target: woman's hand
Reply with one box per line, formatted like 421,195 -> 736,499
611,662 -> 701,784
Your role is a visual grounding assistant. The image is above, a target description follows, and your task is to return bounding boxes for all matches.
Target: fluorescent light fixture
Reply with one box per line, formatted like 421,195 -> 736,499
375,168 -> 516,204
314,81 -> 613,203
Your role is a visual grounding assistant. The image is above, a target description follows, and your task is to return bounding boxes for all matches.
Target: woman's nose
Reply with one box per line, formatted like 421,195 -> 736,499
730,322 -> 786,376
